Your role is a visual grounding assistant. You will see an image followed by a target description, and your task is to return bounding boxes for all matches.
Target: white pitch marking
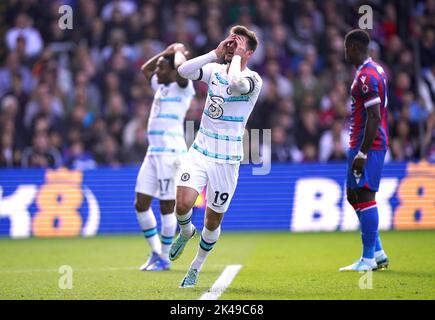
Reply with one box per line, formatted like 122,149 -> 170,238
199,264 -> 242,300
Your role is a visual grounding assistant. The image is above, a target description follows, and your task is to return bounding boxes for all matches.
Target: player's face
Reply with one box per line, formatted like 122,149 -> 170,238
155,57 -> 173,84
223,35 -> 253,63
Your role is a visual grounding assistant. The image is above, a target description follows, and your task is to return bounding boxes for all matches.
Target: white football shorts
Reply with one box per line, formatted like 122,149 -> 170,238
135,154 -> 182,200
176,148 -> 240,213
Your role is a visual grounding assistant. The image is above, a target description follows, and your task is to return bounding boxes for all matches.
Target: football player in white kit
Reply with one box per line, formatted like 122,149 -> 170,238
170,26 -> 263,287
135,43 -> 195,271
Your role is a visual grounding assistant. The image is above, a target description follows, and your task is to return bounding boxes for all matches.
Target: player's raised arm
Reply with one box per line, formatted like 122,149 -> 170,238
172,44 -> 189,88
177,36 -> 233,82
227,35 -> 254,95
140,43 -> 182,83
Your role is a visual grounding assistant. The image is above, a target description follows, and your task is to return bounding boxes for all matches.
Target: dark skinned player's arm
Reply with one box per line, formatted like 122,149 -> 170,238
359,103 -> 381,155
140,53 -> 162,83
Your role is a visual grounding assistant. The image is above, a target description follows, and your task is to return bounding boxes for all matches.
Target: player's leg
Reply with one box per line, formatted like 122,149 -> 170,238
180,162 -> 239,288
159,199 -> 177,261
145,155 -> 180,270
340,148 -> 376,271
355,188 -> 379,266
175,186 -> 198,235
135,156 -> 162,271
192,207 -> 223,271
347,187 -> 361,217
356,188 -> 389,269
170,152 -> 207,262
340,186 -> 378,271
144,199 -> 176,271
135,192 -> 163,270
340,149 -> 387,271
357,149 -> 389,269
169,186 -> 200,262
180,207 -> 223,288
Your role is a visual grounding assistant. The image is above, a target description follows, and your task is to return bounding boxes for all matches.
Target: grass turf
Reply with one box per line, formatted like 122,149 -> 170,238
0,230 -> 434,300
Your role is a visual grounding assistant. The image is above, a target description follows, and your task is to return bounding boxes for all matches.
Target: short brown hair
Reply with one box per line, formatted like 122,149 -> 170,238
230,25 -> 259,52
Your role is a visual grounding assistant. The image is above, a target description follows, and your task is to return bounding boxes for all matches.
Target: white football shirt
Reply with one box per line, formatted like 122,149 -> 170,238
192,62 -> 263,164
147,75 -> 195,156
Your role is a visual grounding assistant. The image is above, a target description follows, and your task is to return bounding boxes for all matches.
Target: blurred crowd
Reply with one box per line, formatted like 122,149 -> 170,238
0,0 -> 434,169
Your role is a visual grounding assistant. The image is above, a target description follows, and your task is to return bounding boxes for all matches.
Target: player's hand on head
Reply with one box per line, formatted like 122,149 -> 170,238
215,35 -> 234,58
174,43 -> 189,57
234,35 -> 247,56
164,43 -> 182,55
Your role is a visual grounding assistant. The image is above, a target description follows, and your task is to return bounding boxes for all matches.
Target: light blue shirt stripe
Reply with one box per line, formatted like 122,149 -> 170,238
207,89 -> 250,103
203,109 -> 244,122
159,97 -> 182,102
148,147 -> 186,153
225,96 -> 249,102
156,114 -> 180,120
199,127 -> 242,141
214,73 -> 229,85
193,143 -> 241,161
148,130 -> 184,137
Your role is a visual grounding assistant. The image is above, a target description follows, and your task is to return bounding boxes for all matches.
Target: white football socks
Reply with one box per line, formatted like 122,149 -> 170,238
160,213 -> 177,261
136,208 -> 161,254
176,209 -> 194,237
191,226 -> 221,271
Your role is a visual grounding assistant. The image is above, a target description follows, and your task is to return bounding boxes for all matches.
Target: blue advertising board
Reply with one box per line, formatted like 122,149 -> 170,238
0,161 -> 434,238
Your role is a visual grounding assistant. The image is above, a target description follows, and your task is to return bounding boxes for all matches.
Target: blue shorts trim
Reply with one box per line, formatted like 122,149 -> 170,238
346,148 -> 386,192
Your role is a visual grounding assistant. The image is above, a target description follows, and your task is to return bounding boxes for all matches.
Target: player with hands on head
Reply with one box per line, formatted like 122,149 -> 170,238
170,26 -> 263,288
134,43 -> 195,271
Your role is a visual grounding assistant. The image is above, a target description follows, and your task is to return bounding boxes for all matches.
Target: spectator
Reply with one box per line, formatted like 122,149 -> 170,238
101,0 -> 137,21
24,82 -> 64,131
419,63 -> 435,114
5,13 -> 43,58
260,60 -> 293,101
123,127 -> 148,164
0,0 -> 432,167
301,142 -> 318,163
419,27 -> 435,68
295,108 -> 321,154
21,131 -> 62,168
104,93 -> 129,144
319,118 -> 349,163
94,135 -> 123,167
123,101 -> 149,148
0,51 -> 34,97
391,118 -> 419,161
270,126 -> 294,162
424,112 -> 435,161
0,128 -> 19,168
293,60 -> 323,109
65,140 -> 97,170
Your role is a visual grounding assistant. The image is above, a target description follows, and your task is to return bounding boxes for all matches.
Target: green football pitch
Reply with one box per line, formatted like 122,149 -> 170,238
0,230 -> 434,300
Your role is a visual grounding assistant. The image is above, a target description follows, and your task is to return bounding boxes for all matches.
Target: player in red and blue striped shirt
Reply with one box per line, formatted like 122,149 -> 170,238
340,29 -> 390,272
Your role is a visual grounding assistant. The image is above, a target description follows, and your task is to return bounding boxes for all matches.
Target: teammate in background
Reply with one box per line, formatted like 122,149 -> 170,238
170,25 -> 263,287
135,43 -> 195,271
340,29 -> 390,271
